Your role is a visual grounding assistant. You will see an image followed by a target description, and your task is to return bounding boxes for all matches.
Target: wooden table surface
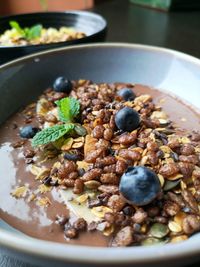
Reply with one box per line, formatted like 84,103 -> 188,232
1,0 -> 200,266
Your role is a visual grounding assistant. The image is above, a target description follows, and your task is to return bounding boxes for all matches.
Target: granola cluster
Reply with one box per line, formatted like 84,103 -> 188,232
12,80 -> 200,246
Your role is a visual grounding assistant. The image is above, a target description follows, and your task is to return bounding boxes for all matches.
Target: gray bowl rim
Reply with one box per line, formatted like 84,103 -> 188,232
0,43 -> 200,264
0,10 -> 107,49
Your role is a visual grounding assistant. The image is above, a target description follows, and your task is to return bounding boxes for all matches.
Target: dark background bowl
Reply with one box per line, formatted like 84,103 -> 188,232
0,11 -> 107,64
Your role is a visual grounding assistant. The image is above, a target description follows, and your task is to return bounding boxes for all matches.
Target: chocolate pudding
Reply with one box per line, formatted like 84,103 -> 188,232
0,80 -> 200,247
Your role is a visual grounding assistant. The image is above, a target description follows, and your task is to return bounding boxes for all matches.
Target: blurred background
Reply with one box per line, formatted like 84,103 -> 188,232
0,0 -> 199,15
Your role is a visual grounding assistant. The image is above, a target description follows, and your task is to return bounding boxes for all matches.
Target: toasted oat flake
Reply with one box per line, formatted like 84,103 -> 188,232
91,206 -> 113,218
61,137 -> 73,151
174,212 -> 187,225
36,197 -> 51,207
103,225 -> 115,236
179,137 -> 191,144
151,111 -> 168,120
171,235 -> 188,243
38,184 -> 52,193
11,186 -> 28,198
27,193 -> 36,202
72,142 -> 84,149
84,135 -> 97,156
75,193 -> 88,203
168,221 -> 182,232
160,146 -> 172,154
29,165 -> 50,180
76,161 -> 91,171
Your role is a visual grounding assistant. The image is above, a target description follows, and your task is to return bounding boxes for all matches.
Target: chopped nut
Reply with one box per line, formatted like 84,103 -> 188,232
81,168 -> 102,181
64,228 -> 77,239
182,189 -> 199,213
182,215 -> 200,234
111,226 -> 133,247
73,218 -> 87,230
132,208 -> 147,224
107,194 -> 126,212
119,149 -> 141,161
100,173 -> 119,185
159,163 -> 179,178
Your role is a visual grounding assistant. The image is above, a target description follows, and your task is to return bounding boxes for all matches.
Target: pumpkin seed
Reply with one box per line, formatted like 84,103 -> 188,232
142,237 -> 167,246
149,223 -> 169,238
74,124 -> 87,136
158,174 -> 165,187
163,179 -> 180,191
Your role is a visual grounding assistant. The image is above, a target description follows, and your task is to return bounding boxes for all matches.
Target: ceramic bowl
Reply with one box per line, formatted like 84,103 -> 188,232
0,11 -> 107,64
0,43 -> 200,267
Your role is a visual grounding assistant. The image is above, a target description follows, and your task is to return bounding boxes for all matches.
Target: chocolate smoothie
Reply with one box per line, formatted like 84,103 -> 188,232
0,81 -> 199,247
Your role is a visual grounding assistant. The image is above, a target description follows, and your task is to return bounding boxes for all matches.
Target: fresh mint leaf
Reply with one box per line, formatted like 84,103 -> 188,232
32,123 -> 74,147
26,24 -> 42,40
9,21 -> 42,40
9,21 -> 25,36
55,97 -> 80,123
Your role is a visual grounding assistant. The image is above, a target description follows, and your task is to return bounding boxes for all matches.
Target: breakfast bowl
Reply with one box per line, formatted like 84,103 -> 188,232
0,11 -> 107,64
0,43 -> 200,267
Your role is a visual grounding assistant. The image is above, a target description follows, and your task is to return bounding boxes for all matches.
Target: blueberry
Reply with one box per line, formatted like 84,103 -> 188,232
117,88 -> 136,101
20,126 -> 39,139
119,166 -> 161,206
115,107 -> 140,132
53,77 -> 72,93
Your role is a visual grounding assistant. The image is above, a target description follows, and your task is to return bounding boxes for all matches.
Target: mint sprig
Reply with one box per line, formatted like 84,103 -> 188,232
9,21 -> 42,40
32,124 -> 74,147
55,97 -> 80,123
32,97 -> 85,147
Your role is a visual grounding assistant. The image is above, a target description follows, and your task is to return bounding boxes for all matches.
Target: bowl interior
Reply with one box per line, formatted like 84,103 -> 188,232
0,43 -> 200,265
